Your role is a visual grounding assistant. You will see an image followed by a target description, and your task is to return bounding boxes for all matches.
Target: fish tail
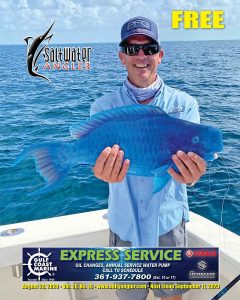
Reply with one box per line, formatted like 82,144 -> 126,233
13,142 -> 75,196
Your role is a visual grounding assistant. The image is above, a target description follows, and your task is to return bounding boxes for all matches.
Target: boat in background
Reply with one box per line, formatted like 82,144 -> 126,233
0,210 -> 239,300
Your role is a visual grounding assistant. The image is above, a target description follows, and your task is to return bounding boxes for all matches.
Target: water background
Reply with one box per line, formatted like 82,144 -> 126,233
0,41 -> 239,236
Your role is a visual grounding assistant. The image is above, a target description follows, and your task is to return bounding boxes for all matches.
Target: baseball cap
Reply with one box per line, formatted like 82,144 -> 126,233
119,16 -> 159,46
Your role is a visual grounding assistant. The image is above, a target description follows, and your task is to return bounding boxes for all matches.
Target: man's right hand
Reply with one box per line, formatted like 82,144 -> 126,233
93,145 -> 130,183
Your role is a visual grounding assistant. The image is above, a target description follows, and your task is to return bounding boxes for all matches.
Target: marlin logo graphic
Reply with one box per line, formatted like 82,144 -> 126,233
24,21 -> 55,82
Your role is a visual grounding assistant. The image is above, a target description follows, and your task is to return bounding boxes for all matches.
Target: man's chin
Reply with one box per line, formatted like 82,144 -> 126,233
136,76 -> 154,88
128,72 -> 155,87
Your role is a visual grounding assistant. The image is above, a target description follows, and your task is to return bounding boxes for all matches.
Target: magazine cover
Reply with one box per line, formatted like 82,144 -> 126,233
0,1 -> 239,300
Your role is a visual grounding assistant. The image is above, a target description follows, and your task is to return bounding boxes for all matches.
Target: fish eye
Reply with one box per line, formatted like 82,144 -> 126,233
192,136 -> 199,144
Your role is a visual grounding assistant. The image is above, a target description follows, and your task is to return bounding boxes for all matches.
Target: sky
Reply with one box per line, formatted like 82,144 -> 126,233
0,0 -> 239,44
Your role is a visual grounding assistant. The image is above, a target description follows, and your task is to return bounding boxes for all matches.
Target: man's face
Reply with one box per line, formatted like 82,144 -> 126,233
119,35 -> 164,88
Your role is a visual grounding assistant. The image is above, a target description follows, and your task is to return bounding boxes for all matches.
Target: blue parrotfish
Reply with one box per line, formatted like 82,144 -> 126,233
13,105 -> 223,196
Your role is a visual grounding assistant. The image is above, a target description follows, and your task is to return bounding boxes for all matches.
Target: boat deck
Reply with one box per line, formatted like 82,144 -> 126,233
0,210 -> 239,300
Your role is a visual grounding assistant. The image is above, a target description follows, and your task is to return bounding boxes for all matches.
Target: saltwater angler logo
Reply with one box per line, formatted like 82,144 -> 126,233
24,21 -> 92,82
23,248 -> 57,281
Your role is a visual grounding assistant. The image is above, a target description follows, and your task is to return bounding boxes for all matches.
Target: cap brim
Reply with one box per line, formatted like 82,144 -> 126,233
119,33 -> 158,46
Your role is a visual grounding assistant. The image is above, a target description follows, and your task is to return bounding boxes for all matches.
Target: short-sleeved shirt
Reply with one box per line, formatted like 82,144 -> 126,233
90,77 -> 200,247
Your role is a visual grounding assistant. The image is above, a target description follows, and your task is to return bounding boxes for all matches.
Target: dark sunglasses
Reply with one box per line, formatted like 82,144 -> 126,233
121,43 -> 160,56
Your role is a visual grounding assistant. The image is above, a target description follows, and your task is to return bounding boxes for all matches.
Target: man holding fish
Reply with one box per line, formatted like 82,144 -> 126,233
91,16 -> 206,300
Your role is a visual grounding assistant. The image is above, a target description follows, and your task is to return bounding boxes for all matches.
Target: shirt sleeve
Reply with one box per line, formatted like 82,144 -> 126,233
186,98 -> 200,124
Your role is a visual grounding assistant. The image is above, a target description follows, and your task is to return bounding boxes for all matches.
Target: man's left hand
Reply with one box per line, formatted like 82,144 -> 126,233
167,151 -> 206,185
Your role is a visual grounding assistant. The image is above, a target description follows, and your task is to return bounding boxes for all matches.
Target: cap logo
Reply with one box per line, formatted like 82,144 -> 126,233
127,19 -> 151,31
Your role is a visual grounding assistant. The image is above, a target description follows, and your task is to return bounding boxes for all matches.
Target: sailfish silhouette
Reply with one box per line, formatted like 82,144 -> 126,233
24,21 -> 55,82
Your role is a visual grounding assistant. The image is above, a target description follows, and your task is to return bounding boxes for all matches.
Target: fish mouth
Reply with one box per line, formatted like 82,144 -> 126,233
205,152 -> 219,161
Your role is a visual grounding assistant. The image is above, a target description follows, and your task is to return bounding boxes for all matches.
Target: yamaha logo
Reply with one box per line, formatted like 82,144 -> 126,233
186,250 -> 194,257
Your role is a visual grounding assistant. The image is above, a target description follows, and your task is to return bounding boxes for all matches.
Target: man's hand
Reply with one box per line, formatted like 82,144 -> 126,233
93,145 -> 130,183
168,151 -> 206,185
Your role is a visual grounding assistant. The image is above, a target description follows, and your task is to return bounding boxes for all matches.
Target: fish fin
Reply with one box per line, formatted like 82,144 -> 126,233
24,36 -> 33,44
153,165 -> 171,193
13,142 -> 73,196
70,120 -> 86,138
28,184 -> 59,196
70,105 -> 168,139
